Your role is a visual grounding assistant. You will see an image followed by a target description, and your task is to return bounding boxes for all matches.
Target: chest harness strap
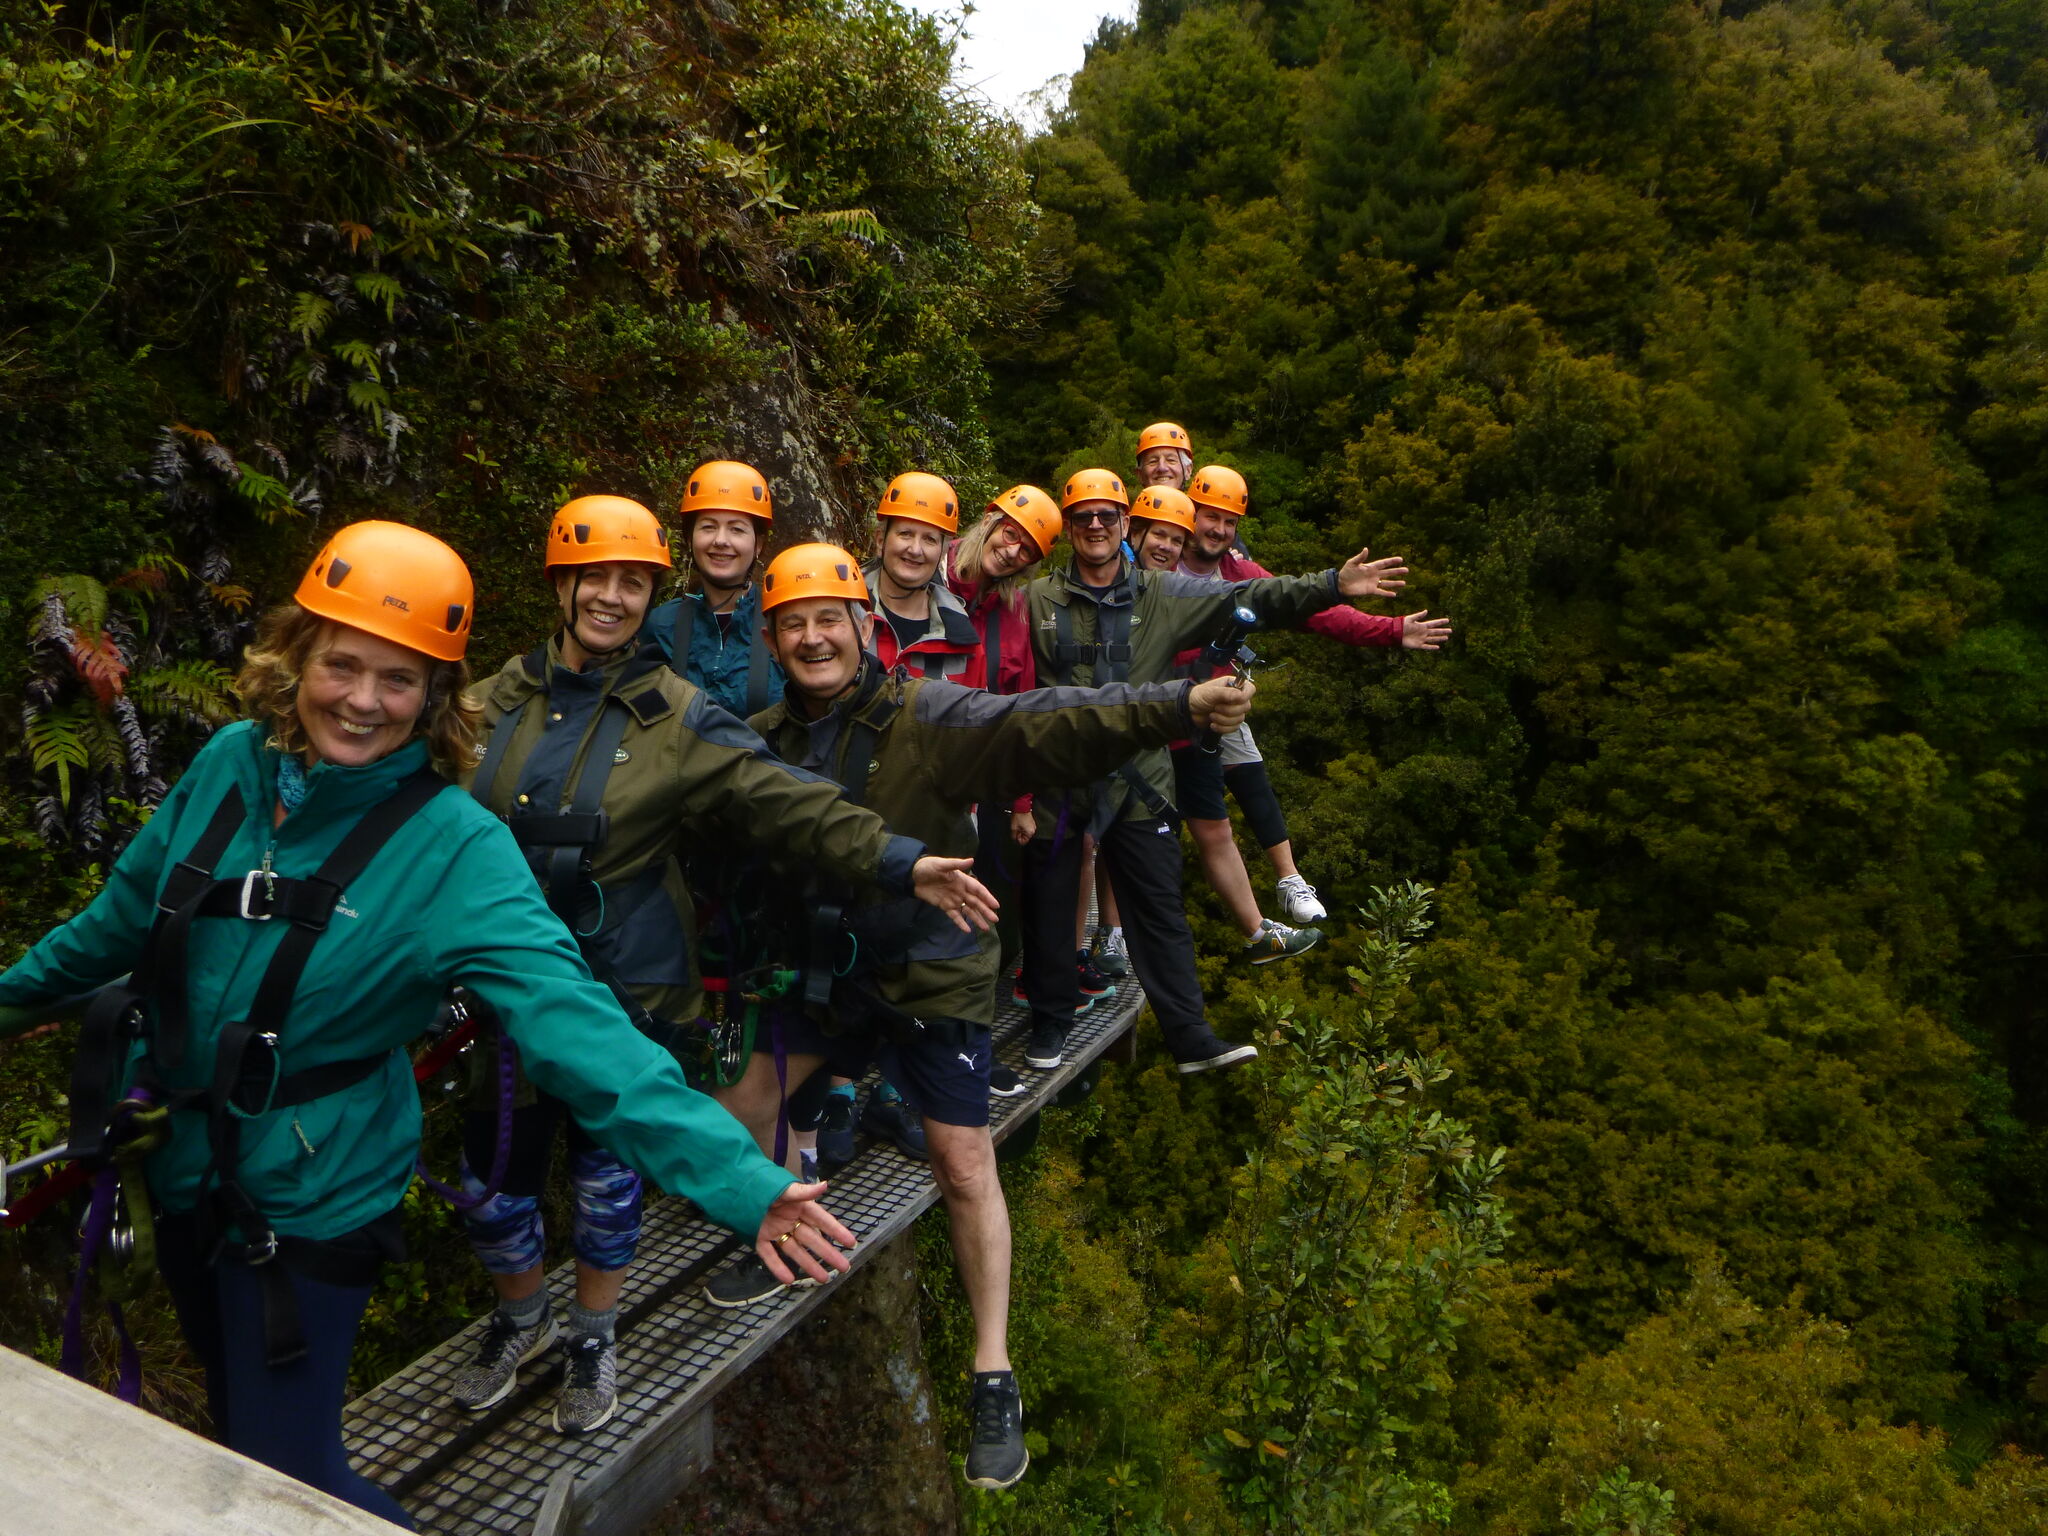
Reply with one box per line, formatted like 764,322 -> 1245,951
484,656 -> 661,1036
1048,592 -> 1173,823
68,769 -> 445,1370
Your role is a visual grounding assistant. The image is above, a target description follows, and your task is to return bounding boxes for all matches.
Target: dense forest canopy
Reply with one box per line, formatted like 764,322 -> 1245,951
8,0 -> 2048,1530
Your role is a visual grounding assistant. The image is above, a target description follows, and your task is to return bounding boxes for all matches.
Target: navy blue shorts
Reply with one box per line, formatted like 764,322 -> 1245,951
773,1008 -> 992,1128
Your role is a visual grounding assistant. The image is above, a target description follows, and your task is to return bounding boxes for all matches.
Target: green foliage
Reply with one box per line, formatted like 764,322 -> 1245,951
1201,883 -> 1505,1532
1459,1270 -> 2048,1535
992,0 -> 2048,1519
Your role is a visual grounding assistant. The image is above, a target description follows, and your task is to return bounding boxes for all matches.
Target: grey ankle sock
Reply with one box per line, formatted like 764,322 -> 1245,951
566,1301 -> 617,1342
499,1289 -> 549,1330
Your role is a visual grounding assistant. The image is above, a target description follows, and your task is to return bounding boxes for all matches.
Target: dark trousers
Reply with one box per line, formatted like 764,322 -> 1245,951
1021,814 -> 1207,1039
156,1215 -> 413,1528
1223,759 -> 1291,850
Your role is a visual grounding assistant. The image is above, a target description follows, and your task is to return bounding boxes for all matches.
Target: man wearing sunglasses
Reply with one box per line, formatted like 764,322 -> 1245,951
1016,468 -> 1410,1073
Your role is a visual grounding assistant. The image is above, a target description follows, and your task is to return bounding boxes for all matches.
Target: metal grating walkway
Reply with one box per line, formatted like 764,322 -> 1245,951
343,974 -> 1146,1535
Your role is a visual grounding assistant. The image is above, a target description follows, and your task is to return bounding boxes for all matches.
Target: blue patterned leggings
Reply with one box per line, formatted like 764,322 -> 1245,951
458,1095 -> 643,1273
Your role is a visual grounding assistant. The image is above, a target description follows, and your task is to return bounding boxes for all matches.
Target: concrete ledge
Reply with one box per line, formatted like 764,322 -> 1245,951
0,1346 -> 396,1535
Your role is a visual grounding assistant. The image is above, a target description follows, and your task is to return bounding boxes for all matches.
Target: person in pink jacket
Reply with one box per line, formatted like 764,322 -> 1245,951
1143,433 -> 1450,952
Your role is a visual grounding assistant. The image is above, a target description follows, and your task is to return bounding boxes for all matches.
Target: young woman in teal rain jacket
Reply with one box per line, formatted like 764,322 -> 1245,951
0,521 -> 858,1528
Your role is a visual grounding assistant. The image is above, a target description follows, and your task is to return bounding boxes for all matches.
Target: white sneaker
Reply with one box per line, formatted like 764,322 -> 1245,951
1275,874 -> 1327,926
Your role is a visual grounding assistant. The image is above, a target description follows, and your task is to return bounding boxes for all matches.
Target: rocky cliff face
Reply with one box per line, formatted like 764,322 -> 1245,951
647,1235 -> 959,1535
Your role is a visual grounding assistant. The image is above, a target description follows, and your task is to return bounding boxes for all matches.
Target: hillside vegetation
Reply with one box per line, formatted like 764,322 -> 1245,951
6,0 -> 2048,1530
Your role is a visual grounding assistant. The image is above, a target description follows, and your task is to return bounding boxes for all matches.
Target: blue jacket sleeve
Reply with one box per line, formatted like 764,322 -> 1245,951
421,810 -> 793,1235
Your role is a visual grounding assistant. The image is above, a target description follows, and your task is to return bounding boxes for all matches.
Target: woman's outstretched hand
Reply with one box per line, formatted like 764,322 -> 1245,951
756,1181 -> 859,1285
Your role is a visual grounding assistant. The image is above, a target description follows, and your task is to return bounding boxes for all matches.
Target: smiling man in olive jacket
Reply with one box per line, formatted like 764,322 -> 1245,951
701,541 -> 1258,1495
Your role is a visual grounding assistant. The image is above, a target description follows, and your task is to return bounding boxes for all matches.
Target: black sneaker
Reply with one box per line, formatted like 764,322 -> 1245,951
964,1370 -> 1029,1490
862,1092 -> 929,1160
703,1250 -> 818,1309
1167,1023 -> 1258,1075
988,1063 -> 1027,1098
1075,949 -> 1115,999
1024,1019 -> 1065,1071
817,1089 -> 858,1173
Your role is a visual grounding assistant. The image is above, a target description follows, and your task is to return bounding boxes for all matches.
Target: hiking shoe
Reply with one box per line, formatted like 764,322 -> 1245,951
1025,1018 -> 1066,1070
1090,928 -> 1130,979
449,1308 -> 559,1412
817,1089 -> 858,1173
704,1250 -> 818,1309
1075,949 -> 1115,999
863,1092 -> 929,1160
1275,874 -> 1328,926
965,1371 -> 1029,1490
1167,1023 -> 1258,1075
553,1332 -> 619,1434
1242,918 -> 1323,965
1012,977 -> 1099,1014
989,1063 -> 1027,1098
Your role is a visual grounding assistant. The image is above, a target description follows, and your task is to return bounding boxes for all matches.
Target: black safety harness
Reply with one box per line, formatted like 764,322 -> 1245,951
67,767 -> 444,1367
1045,575 -> 1174,821
472,642 -> 687,1051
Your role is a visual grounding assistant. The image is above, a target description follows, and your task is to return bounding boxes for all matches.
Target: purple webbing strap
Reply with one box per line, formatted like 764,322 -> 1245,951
61,1165 -> 142,1404
416,1030 -> 519,1210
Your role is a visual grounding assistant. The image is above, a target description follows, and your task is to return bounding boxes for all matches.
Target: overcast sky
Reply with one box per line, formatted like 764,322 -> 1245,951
902,0 -> 1137,125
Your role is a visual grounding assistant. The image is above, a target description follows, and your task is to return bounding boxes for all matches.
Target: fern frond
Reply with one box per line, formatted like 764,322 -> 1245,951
70,633 -> 129,703
26,703 -> 94,805
31,574 -> 109,639
801,207 -> 888,245
131,660 -> 238,724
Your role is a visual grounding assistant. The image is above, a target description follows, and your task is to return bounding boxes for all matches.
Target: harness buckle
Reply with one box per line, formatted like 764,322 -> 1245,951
238,870 -> 275,920
242,1229 -> 280,1265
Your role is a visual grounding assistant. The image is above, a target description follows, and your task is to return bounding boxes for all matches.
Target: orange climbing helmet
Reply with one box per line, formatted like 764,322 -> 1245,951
760,543 -> 873,613
1188,464 -> 1250,516
545,495 -> 673,571
878,472 -> 960,534
680,460 -> 773,523
295,520 -> 474,662
1136,422 -> 1192,457
1060,468 -> 1129,511
1130,485 -> 1198,535
986,485 -> 1062,556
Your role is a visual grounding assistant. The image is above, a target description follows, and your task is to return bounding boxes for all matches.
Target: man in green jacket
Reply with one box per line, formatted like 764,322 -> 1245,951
703,541 -> 1257,1492
451,495 -> 995,1432
1018,467 -> 1410,1074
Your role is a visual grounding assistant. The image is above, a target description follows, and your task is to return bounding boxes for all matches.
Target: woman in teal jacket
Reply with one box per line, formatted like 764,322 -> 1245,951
0,521 -> 854,1527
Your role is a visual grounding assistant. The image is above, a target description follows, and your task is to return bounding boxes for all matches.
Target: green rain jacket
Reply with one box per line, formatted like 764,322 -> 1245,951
469,633 -> 924,1031
0,721 -> 794,1241
750,662 -> 1200,1024
1024,557 -> 1348,831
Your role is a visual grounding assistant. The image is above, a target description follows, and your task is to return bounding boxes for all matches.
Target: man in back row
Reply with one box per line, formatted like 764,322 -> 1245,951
1018,467 -> 1415,1073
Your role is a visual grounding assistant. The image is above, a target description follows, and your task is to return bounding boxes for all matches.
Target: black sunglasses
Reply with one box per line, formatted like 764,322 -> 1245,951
1065,508 -> 1123,528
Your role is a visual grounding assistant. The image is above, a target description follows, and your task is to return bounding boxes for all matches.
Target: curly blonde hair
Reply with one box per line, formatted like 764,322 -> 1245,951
236,603 -> 484,777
